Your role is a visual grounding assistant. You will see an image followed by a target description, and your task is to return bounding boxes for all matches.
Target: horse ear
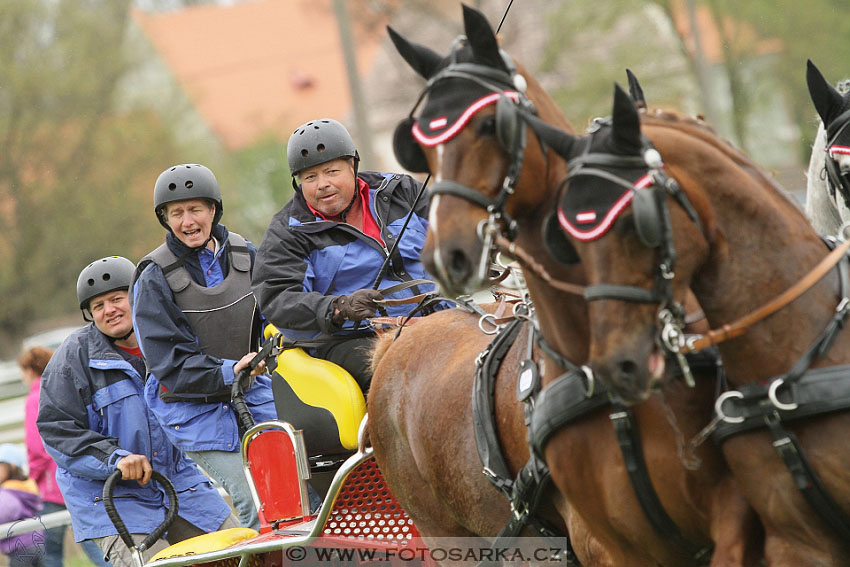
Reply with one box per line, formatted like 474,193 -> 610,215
807,59 -> 844,125
611,84 -> 642,153
462,4 -> 510,73
387,26 -> 444,80
626,69 -> 647,111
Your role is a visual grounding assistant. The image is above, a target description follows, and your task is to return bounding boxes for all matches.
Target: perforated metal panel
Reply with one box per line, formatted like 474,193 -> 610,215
322,456 -> 420,541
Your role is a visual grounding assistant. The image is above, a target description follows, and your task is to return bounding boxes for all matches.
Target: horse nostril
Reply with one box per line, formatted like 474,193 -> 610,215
619,359 -> 639,377
448,249 -> 471,282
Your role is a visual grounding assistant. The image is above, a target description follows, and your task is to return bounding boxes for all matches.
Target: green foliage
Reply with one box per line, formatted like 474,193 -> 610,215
540,1 -> 698,129
0,0 -> 193,347
217,136 -> 293,244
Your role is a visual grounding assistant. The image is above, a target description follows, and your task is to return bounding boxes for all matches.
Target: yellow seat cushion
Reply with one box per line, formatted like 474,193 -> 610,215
150,528 -> 259,561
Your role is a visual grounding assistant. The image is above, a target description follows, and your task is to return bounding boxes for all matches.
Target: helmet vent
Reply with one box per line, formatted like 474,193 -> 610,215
317,144 -> 325,153
185,180 -> 194,188
102,274 -> 111,281
301,149 -> 309,157
168,183 -> 176,190
87,278 -> 95,286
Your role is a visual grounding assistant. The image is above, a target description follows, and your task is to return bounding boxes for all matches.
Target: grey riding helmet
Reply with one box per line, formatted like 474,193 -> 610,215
153,164 -> 223,230
287,119 -> 359,181
76,256 -> 136,318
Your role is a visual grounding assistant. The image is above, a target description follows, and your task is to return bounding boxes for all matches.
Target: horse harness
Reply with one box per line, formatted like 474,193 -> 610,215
701,239 -> 850,541
468,301 -> 578,566
566,121 -> 850,541
393,35 -> 581,284
823,107 -> 850,209
559,118 -> 706,388
470,297 -> 717,565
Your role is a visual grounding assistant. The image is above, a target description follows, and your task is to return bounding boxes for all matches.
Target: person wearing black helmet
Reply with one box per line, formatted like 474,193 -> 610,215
130,164 -> 281,531
38,257 -> 239,567
252,118 -> 441,390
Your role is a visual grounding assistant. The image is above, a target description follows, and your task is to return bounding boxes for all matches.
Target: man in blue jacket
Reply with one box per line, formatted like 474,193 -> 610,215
252,118 -> 439,391
38,256 -> 239,567
131,164 -> 280,531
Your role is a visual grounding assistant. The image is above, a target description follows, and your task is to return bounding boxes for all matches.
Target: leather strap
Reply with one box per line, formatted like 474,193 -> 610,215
495,236 -> 586,297
688,238 -> 850,352
610,407 -> 713,564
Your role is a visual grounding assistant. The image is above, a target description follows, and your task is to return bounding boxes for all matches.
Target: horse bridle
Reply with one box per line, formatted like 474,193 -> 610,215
400,47 -> 541,282
566,120 -> 705,382
824,107 -> 850,209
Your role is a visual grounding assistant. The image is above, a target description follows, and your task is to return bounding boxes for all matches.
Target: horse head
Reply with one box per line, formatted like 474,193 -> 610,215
554,85 -> 714,403
806,60 -> 850,233
389,4 -> 575,297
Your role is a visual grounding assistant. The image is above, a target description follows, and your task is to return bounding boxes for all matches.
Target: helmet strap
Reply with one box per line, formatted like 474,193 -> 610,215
108,329 -> 135,342
338,154 -> 361,222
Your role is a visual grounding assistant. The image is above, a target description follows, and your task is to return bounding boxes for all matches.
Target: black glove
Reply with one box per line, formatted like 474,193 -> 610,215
332,289 -> 384,326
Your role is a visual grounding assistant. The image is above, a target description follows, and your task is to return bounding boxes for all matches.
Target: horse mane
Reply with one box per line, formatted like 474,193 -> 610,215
371,331 -> 396,373
516,60 -> 572,131
639,107 -> 799,210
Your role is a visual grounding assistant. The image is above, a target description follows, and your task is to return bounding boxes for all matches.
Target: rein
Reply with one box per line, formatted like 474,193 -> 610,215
494,235 -> 585,297
686,238 -> 850,353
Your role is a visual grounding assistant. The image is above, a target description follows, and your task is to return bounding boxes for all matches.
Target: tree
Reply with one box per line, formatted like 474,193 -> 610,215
0,0 -> 194,353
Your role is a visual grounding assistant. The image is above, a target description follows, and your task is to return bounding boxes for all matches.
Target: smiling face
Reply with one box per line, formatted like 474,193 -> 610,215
89,289 -> 134,340
298,158 -> 357,218
164,198 -> 215,248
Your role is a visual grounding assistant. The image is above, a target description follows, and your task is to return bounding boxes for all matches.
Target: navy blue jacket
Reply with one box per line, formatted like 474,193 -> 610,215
132,224 -> 277,452
251,171 -> 439,340
37,325 -> 232,541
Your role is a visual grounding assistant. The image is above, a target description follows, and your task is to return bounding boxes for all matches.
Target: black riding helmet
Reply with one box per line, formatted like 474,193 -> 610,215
153,164 -> 223,230
76,256 -> 136,321
287,118 -> 360,183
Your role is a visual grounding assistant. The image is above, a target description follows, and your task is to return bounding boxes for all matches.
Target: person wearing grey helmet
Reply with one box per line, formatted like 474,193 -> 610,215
38,256 -> 239,567
130,164 -> 299,531
252,118 -> 444,390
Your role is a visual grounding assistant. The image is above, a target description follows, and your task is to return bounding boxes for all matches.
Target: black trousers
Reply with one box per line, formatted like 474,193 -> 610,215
314,335 -> 376,393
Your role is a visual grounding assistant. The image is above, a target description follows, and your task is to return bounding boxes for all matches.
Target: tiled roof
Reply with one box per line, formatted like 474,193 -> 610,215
133,0 -> 388,149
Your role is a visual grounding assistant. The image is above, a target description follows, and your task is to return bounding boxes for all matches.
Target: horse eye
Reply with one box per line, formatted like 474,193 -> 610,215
476,115 -> 497,138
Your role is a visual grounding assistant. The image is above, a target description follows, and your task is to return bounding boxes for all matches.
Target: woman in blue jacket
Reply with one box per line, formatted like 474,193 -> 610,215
131,165 -> 279,531
38,256 -> 239,567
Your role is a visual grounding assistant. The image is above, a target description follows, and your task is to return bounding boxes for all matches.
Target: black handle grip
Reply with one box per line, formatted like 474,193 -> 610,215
232,371 -> 256,436
103,469 -> 179,553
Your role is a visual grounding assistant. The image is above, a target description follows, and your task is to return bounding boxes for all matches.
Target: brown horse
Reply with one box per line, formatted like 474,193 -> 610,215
550,83 -> 850,564
369,306 -> 613,565
379,5 -> 762,567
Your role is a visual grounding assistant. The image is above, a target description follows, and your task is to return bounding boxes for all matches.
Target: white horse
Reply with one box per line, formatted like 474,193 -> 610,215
804,60 -> 850,236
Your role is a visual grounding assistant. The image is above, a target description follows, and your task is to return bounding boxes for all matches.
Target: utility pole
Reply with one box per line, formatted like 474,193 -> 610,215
685,0 -> 718,127
332,0 -> 377,167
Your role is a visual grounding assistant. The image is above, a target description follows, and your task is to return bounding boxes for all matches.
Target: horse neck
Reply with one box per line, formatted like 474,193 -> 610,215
512,120 -> 588,381
647,121 -> 848,381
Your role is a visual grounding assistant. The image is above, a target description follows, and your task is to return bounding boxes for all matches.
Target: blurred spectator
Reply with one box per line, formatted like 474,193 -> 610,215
0,443 -> 44,567
18,347 -> 109,567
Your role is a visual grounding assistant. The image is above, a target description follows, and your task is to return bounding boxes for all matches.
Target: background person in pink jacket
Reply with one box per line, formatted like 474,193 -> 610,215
0,443 -> 44,567
19,346 -> 109,567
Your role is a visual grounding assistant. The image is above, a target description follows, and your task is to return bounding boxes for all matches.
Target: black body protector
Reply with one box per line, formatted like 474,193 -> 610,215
140,233 -> 261,402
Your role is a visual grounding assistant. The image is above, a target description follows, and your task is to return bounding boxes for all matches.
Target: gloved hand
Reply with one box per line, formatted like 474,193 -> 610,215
233,352 -> 266,392
332,288 -> 384,326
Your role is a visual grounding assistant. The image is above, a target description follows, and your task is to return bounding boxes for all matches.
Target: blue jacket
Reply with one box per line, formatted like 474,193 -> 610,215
132,225 -> 277,452
251,171 -> 441,340
37,325 -> 232,542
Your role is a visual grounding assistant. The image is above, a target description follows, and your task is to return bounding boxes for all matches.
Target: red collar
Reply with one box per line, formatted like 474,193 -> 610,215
308,178 -> 384,246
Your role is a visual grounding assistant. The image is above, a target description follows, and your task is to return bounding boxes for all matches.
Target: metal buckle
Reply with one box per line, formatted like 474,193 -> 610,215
581,365 -> 595,398
714,390 -> 745,424
768,378 -> 799,412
